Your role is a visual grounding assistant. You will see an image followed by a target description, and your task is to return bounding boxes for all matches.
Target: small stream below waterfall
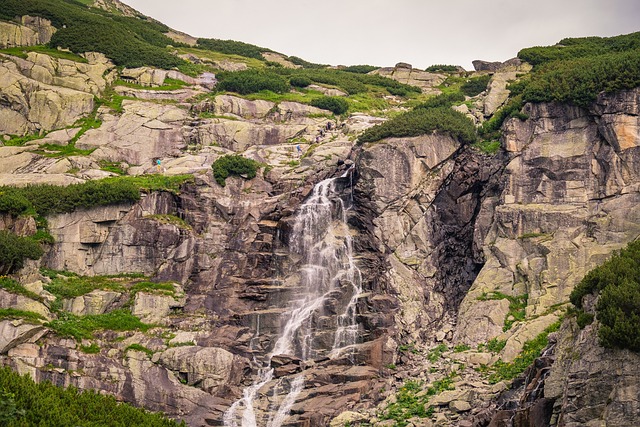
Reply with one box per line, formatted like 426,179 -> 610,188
223,168 -> 362,427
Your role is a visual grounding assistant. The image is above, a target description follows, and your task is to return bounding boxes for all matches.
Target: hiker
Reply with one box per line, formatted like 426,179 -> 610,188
296,144 -> 302,157
156,159 -> 162,173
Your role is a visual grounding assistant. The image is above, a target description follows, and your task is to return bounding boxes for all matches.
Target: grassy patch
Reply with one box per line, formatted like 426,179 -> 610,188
453,344 -> 471,353
47,310 -> 151,340
129,281 -> 176,295
0,45 -> 88,63
125,343 -> 154,357
472,140 -> 501,155
98,160 -> 127,175
0,308 -> 45,323
486,338 -> 507,353
114,78 -> 189,91
477,292 -> 528,331
487,322 -> 560,384
427,344 -> 448,363
379,380 -> 433,427
176,47 -> 265,69
1,133 -> 46,147
78,343 -> 100,354
145,214 -> 191,230
43,272 -> 124,300
0,277 -> 43,302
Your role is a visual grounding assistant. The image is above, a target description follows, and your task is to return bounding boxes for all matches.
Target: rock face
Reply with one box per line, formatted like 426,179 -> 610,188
0,16 -> 56,48
0,51 -> 115,134
370,63 -> 446,94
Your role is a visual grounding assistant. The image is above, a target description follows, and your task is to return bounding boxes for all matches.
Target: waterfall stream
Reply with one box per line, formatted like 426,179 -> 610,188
224,169 -> 361,427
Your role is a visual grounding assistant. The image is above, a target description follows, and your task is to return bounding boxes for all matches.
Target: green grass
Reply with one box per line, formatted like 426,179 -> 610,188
125,343 -> 154,357
0,45 -> 88,63
1,133 -> 46,147
99,160 -> 127,175
47,310 -> 151,340
78,343 -> 101,354
427,344 -> 448,363
114,78 -> 189,91
453,344 -> 471,352
129,281 -> 176,295
145,214 -> 191,230
0,308 -> 45,323
176,47 -> 265,69
0,277 -> 43,302
379,380 -> 434,427
477,292 -> 528,331
43,273 -> 125,300
486,338 -> 507,353
0,366 -> 185,426
487,322 -> 560,384
472,140 -> 501,155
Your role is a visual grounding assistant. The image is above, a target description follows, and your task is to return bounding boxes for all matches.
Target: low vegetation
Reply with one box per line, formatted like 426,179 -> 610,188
0,231 -> 44,275
477,292 -> 528,331
486,322 -> 560,384
358,107 -> 477,144
217,69 -> 290,94
379,380 -> 434,427
0,366 -> 185,426
0,175 -> 192,218
47,309 -> 151,340
310,96 -> 349,115
425,64 -> 459,73
570,240 -> 640,351
196,37 -> 271,60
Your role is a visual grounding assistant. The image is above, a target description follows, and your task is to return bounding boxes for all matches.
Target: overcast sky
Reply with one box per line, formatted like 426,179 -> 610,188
121,0 -> 639,70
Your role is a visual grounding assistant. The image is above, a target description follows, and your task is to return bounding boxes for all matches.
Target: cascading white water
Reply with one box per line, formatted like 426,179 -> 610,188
224,169 -> 362,427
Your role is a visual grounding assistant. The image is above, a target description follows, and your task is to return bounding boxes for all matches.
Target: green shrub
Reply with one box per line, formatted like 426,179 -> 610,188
478,95 -> 525,141
427,344 -> 448,363
197,38 -> 270,60
425,64 -> 459,73
0,0 -> 186,69
522,49 -> 640,108
518,32 -> 640,67
0,308 -> 45,323
461,74 -> 491,97
287,56 -> 326,69
0,366 -> 185,426
358,107 -> 477,144
310,96 -> 349,115
341,65 -> 378,74
289,75 -> 312,88
486,338 -> 507,353
0,231 -> 44,274
211,155 -> 260,187
415,91 -> 465,109
0,175 -> 192,218
125,343 -> 154,356
217,70 -> 290,94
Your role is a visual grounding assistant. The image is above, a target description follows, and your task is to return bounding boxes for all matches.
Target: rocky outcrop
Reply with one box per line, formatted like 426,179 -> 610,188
261,52 -> 301,69
0,16 -> 56,48
455,90 -> 640,359
0,51 -> 115,134
472,58 -> 531,72
370,62 -> 446,94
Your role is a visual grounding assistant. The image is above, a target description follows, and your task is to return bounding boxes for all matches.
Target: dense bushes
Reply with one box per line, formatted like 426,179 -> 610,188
212,155 -> 260,186
310,96 -> 349,115
415,91 -> 465,110
0,176 -> 192,218
341,65 -> 378,74
515,32 -> 640,108
196,38 -> 270,60
521,50 -> 640,108
217,70 -> 289,94
570,240 -> 640,351
0,0 -> 184,69
358,107 -> 477,144
0,366 -> 184,426
461,74 -> 491,97
518,32 -> 640,66
425,64 -> 459,73
289,75 -> 312,88
0,231 -> 44,274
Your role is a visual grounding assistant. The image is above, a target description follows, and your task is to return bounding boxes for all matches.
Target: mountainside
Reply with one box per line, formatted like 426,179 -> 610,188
0,1 -> 639,426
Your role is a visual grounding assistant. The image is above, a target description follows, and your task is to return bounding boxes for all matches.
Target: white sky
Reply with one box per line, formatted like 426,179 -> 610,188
121,0 -> 640,70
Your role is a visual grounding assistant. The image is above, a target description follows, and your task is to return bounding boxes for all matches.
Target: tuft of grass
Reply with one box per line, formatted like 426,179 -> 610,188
427,344 -> 448,363
0,277 -> 43,302
129,281 -> 176,295
144,215 -> 191,230
472,140 -> 501,155
0,308 -> 45,323
379,380 -> 434,427
477,292 -> 528,331
125,343 -> 154,357
78,343 -> 100,354
0,45 -> 88,63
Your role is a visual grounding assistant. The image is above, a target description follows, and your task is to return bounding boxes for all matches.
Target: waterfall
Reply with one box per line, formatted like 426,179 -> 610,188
224,168 -> 361,427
